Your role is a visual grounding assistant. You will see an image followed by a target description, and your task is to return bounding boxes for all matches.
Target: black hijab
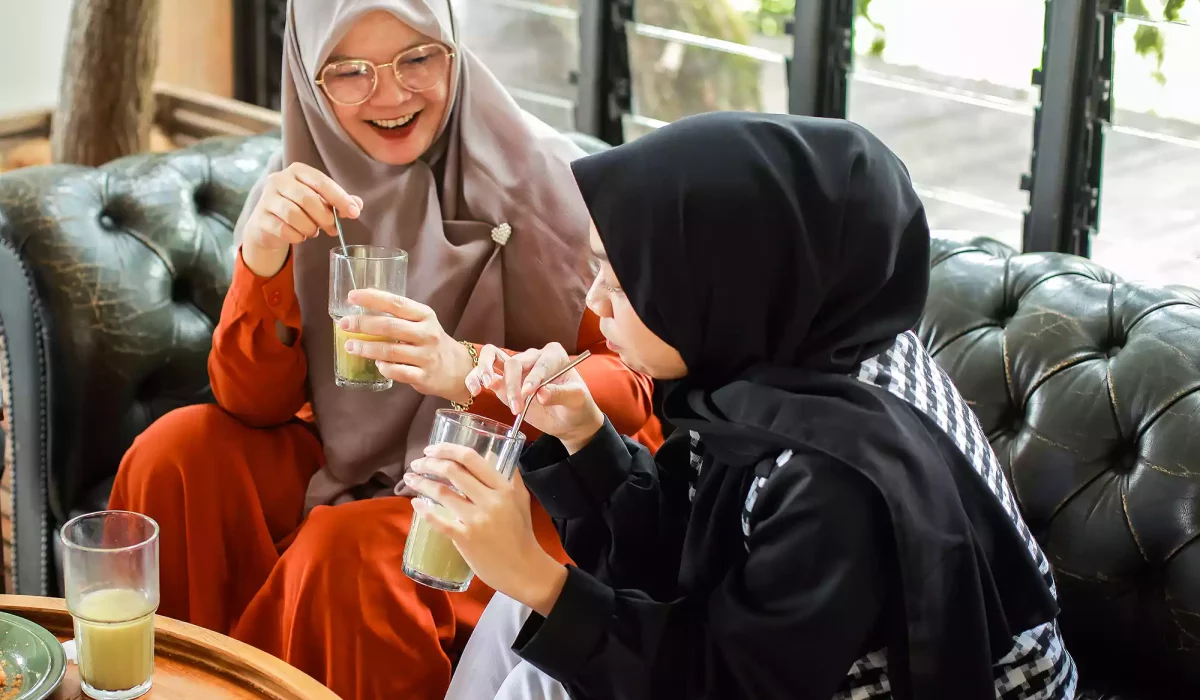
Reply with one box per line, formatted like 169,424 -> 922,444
571,112 -> 1058,698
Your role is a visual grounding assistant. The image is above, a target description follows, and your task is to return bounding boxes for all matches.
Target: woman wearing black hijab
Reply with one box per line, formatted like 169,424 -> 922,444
405,112 -> 1078,699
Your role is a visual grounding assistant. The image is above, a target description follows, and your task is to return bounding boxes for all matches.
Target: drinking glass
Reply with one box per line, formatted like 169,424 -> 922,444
403,410 -> 526,592
61,511 -> 160,700
328,245 -> 408,390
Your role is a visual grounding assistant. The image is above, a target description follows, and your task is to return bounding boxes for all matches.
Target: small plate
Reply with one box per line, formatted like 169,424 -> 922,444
0,611 -> 67,700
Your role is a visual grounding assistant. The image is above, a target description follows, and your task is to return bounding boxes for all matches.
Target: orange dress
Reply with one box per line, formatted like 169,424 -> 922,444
109,251 -> 661,700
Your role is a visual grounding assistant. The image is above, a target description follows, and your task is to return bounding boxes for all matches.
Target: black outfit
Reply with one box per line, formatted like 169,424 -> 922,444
512,113 -> 1067,699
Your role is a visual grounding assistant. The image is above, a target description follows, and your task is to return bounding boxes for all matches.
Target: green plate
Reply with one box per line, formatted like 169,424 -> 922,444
0,611 -> 66,699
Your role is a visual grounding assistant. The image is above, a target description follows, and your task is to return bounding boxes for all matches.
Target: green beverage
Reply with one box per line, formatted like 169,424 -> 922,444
403,412 -> 523,592
405,504 -> 475,591
329,245 -> 407,390
332,318 -> 392,390
62,510 -> 160,700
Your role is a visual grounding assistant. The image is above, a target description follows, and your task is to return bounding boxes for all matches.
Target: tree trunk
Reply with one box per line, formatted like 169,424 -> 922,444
51,0 -> 162,166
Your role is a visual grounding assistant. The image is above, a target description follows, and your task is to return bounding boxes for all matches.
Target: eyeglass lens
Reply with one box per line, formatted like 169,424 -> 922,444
320,45 -> 450,105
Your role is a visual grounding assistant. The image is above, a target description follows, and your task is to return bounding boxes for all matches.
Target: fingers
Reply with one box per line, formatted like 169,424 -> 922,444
410,498 -> 466,538
286,162 -> 362,218
408,455 -> 491,505
510,468 -> 531,509
477,344 -> 510,375
261,191 -> 321,239
274,176 -> 336,232
520,343 -> 569,405
256,212 -> 308,245
422,443 -> 509,491
347,289 -> 430,321
503,350 -> 542,414
345,338 -> 425,365
376,361 -> 424,385
535,381 -> 588,408
467,345 -> 510,398
339,315 -> 435,346
406,472 -> 472,512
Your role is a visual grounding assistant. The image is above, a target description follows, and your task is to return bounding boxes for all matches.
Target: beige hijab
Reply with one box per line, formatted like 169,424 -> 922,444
234,0 -> 593,509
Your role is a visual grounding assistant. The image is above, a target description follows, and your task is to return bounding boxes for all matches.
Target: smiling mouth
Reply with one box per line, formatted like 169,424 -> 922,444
367,112 -> 419,129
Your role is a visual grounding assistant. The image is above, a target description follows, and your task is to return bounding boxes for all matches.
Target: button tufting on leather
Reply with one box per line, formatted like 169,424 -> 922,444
193,184 -> 212,212
1111,444 -> 1139,473
98,211 -> 118,230
172,277 -> 192,304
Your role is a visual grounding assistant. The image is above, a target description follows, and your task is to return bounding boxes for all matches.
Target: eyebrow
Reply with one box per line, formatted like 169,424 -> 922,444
327,40 -> 432,63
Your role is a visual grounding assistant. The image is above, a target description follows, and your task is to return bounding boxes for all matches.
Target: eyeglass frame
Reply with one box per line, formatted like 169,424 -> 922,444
314,43 -> 456,106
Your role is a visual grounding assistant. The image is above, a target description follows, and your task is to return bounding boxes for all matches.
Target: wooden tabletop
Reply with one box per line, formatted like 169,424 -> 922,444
0,595 -> 338,700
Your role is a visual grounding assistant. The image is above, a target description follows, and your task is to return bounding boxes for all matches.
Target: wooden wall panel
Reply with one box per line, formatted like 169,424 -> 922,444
156,1 -> 233,98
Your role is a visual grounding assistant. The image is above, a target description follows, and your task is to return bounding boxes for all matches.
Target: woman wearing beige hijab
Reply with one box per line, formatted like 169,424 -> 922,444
108,1 -> 660,697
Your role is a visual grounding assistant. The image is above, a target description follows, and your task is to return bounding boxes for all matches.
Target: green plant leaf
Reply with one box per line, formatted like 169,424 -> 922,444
1133,23 -> 1166,68
1163,0 -> 1186,21
1125,0 -> 1152,18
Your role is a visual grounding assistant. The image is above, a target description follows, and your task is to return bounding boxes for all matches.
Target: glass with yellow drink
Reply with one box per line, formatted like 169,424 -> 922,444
403,410 -> 525,592
61,511 -> 159,700
329,245 -> 409,390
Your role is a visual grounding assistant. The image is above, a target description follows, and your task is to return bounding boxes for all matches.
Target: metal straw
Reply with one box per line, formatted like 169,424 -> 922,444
507,349 -> 592,439
332,206 -> 357,290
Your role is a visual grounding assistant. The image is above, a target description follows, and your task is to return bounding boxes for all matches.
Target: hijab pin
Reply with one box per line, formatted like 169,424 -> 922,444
491,223 -> 512,246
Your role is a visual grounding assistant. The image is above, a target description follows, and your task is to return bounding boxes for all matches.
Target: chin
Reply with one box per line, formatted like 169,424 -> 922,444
615,350 -> 649,375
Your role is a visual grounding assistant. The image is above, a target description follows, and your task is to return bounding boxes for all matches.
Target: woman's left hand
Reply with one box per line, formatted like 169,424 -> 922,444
339,288 -> 475,404
404,444 -> 568,616
466,343 -> 605,453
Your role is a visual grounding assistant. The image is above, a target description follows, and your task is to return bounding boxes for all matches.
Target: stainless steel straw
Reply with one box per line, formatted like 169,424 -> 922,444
507,349 -> 592,439
332,206 -> 357,290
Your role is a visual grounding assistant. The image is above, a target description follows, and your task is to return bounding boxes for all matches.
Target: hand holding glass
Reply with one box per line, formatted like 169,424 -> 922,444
61,511 -> 159,700
403,410 -> 525,592
328,245 -> 408,390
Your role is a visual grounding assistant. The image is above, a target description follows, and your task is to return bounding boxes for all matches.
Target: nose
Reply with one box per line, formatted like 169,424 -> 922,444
586,278 -> 612,317
371,65 -> 414,105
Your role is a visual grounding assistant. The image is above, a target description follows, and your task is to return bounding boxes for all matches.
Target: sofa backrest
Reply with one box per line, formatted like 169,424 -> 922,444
0,133 -> 281,523
920,232 -> 1200,694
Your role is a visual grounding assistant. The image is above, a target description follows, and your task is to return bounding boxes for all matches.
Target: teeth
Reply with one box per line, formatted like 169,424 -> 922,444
369,114 -> 417,129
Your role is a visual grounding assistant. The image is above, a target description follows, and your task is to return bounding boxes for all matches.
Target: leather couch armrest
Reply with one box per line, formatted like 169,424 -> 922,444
0,238 -> 53,594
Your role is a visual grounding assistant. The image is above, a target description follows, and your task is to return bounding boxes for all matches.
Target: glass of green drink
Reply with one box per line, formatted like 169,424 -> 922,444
328,245 -> 408,390
403,410 -> 525,592
61,511 -> 160,700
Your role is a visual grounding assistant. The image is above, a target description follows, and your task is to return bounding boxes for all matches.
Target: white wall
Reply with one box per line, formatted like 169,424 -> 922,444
0,0 -> 72,116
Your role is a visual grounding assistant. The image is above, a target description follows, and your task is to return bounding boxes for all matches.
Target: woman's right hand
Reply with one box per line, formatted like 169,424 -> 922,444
241,162 -> 363,277
466,343 -> 605,454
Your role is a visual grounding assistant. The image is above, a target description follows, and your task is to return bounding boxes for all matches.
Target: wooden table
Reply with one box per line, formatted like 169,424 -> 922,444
0,595 -> 338,699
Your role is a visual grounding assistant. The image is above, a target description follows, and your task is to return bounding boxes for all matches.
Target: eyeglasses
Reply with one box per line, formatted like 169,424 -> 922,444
315,43 -> 454,106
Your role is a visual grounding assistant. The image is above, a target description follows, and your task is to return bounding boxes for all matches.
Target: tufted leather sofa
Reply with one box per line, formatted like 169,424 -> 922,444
1,135 -> 1197,697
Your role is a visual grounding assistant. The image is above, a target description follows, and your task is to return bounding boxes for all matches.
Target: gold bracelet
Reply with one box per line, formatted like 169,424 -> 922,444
451,340 -> 480,412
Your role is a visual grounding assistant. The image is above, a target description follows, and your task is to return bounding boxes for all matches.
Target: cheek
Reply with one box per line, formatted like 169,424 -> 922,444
610,299 -> 649,345
423,84 -> 451,127
330,102 -> 363,134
